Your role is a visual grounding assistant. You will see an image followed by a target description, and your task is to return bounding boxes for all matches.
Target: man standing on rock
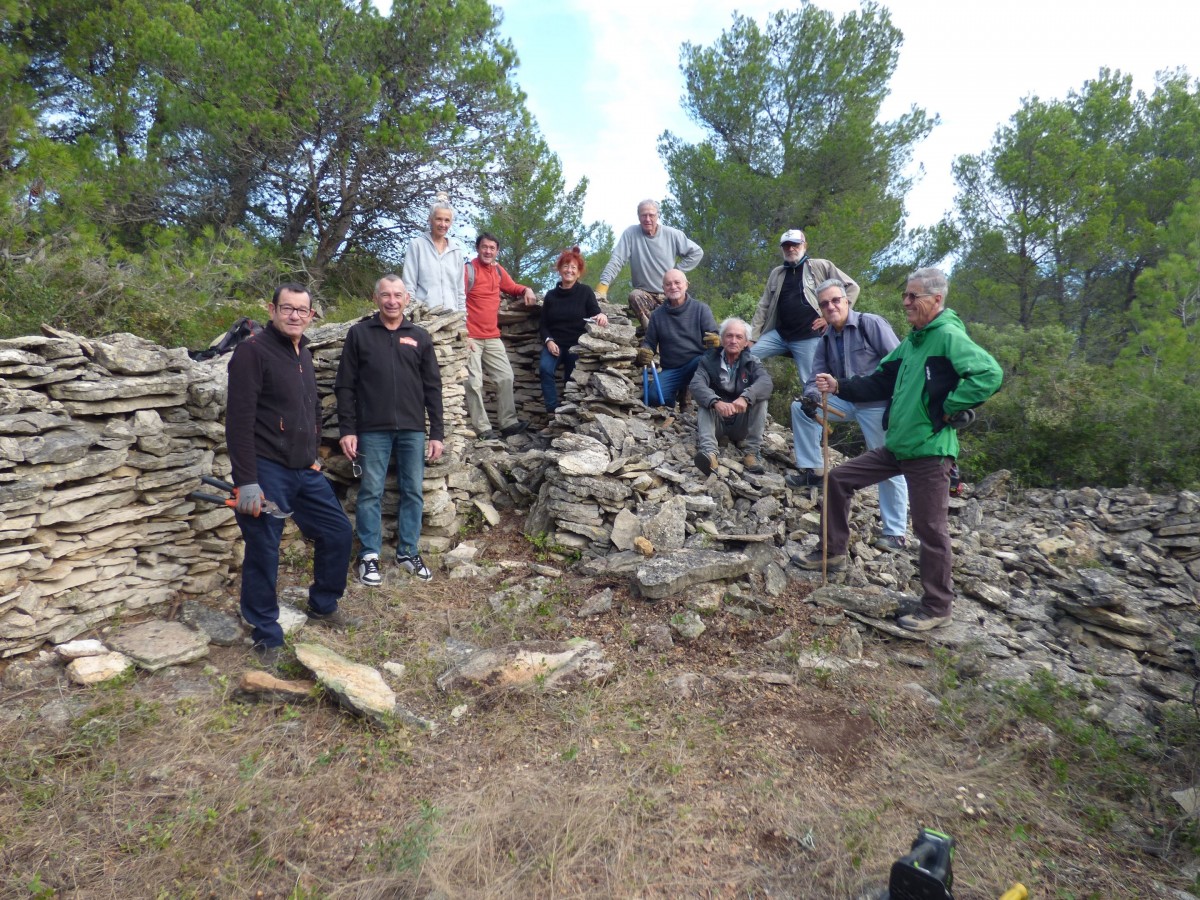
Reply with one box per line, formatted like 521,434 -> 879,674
749,229 -> 858,418
336,275 -> 444,586
225,283 -> 358,667
597,199 -> 704,327
689,317 -> 773,476
636,268 -> 719,408
797,268 -> 1002,632
464,232 -> 536,440
788,278 -> 910,555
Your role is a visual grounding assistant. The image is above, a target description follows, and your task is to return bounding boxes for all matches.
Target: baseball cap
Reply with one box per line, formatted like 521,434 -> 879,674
779,229 -> 806,245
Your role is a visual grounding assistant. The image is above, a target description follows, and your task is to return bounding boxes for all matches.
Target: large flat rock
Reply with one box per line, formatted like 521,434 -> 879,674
294,643 -> 396,725
436,639 -> 612,693
635,549 -> 754,599
108,621 -> 210,671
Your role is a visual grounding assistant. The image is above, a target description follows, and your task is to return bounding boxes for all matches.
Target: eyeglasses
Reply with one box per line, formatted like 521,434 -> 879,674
276,304 -> 314,319
781,241 -> 806,249
902,292 -> 932,302
818,297 -> 844,309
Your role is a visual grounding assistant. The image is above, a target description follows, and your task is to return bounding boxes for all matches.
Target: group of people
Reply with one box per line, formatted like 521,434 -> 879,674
224,198 -> 1003,666
581,204 -> 1004,633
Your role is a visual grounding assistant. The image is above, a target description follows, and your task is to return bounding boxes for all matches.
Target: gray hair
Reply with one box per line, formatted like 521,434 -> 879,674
636,199 -> 660,215
907,267 -> 948,300
719,317 -> 750,339
814,277 -> 847,297
374,274 -> 406,295
428,194 -> 454,222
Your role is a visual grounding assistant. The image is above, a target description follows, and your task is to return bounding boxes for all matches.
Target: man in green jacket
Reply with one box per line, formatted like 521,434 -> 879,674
796,268 -> 1003,631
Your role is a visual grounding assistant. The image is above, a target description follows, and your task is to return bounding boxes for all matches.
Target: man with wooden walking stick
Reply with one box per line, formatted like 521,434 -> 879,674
793,268 -> 1002,631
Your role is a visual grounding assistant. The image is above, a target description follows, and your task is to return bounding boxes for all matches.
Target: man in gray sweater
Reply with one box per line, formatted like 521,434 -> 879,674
597,199 -> 703,327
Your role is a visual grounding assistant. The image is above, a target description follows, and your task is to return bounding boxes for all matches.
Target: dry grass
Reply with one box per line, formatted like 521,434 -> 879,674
2,517 -> 1198,898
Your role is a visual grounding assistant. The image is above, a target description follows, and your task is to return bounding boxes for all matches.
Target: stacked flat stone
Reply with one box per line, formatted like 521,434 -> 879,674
0,329 -> 236,657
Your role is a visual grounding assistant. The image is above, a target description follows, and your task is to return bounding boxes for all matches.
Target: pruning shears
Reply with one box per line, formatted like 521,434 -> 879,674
642,361 -> 665,406
187,475 -> 290,518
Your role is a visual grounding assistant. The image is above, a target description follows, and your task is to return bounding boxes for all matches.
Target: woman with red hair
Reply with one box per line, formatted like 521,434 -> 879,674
538,247 -> 608,411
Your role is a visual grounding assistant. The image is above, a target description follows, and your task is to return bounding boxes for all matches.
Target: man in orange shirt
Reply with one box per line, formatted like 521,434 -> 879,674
464,233 -> 538,440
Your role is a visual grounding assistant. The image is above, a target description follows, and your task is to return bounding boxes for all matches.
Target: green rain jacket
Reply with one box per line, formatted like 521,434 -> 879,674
836,309 -> 1003,461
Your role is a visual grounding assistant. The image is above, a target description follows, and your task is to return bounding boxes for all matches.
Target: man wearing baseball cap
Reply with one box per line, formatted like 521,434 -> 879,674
749,229 -> 859,487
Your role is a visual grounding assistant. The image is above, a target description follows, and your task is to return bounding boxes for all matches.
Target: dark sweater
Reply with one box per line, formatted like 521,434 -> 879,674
225,322 -> 321,486
539,281 -> 601,349
642,294 -> 719,370
334,313 -> 444,441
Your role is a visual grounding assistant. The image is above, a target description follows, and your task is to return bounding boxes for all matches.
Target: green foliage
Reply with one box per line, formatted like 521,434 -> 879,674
659,3 -> 935,300
366,800 -> 441,873
952,69 -> 1200,360
963,323 -> 1200,488
476,132 -> 605,291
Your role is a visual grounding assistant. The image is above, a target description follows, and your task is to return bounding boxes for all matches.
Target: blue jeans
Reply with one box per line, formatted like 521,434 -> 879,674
791,396 -> 909,537
750,329 -> 819,384
356,430 -> 425,559
539,346 -> 578,412
235,457 -> 352,648
649,355 -> 703,407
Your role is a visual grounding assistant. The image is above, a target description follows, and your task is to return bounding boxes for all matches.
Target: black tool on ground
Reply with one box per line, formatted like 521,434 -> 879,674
187,475 -> 290,519
883,828 -> 955,900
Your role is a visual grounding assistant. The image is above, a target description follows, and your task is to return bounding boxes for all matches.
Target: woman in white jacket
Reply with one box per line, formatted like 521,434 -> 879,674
402,196 -> 466,313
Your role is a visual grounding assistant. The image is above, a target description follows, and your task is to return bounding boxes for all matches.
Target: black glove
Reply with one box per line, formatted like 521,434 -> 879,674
945,409 -> 976,430
702,331 -> 721,349
799,395 -> 819,420
634,347 -> 654,367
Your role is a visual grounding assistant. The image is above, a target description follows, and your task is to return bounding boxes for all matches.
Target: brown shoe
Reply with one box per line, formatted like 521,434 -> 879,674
694,451 -> 718,475
306,607 -> 362,630
898,610 -> 952,631
792,550 -> 847,572
742,453 -> 765,474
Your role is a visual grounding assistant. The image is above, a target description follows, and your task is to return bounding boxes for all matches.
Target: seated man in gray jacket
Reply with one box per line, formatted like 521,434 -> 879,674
788,278 -> 910,552
689,317 -> 774,476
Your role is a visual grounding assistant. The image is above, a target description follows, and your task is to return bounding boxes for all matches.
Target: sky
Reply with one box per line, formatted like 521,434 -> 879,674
490,0 -> 1200,235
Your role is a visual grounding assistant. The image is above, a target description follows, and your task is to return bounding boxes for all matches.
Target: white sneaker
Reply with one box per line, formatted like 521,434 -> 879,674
356,555 -> 382,586
396,553 -> 432,582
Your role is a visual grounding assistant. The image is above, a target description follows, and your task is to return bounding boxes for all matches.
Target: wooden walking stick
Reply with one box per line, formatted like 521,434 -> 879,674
821,392 -> 831,584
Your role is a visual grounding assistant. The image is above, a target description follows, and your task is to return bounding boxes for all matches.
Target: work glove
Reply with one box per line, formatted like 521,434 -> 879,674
702,331 -> 720,349
235,483 -> 264,516
798,395 -> 820,420
944,409 -> 976,430
596,283 -> 609,299
634,347 -> 654,367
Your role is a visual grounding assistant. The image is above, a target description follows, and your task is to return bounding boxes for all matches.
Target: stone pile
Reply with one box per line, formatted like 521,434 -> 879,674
0,329 -> 237,656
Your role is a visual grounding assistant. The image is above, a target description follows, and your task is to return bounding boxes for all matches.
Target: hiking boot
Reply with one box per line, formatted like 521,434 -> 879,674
477,429 -> 500,441
356,554 -> 382,586
898,609 -> 952,631
396,553 -> 433,582
253,643 -> 283,669
694,450 -> 718,475
792,549 -> 847,572
500,420 -> 530,437
874,535 -> 910,553
742,453 -> 765,474
784,470 -> 823,489
306,606 -> 363,629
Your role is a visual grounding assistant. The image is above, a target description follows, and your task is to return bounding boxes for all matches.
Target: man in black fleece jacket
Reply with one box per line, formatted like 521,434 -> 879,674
335,275 -> 444,586
225,283 -> 356,666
